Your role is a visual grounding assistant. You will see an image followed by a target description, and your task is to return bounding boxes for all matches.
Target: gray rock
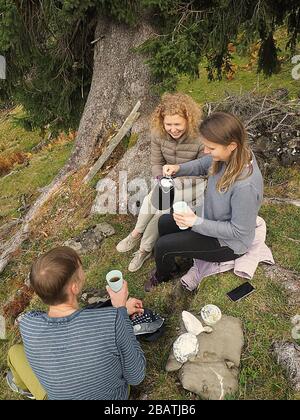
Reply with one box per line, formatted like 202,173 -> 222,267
93,137 -> 152,217
80,288 -> 109,304
166,353 -> 183,372
87,296 -> 108,305
196,316 -> 244,368
272,341 -> 300,391
166,313 -> 244,400
63,223 -> 115,254
63,239 -> 84,252
263,265 -> 300,307
24,273 -> 31,288
95,222 -> 115,238
180,361 -> 239,401
0,315 -> 6,340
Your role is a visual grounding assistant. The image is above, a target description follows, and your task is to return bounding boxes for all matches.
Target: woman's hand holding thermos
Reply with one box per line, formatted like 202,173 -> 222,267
163,164 -> 180,177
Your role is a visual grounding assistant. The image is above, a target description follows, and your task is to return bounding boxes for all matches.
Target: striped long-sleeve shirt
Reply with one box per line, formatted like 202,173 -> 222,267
19,307 -> 146,400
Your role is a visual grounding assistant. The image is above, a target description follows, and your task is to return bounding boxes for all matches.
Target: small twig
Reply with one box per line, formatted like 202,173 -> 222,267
246,111 -> 282,128
264,197 -> 300,207
1,170 -> 17,181
260,93 -> 268,112
283,236 -> 300,244
272,113 -> 295,132
91,36 -> 104,45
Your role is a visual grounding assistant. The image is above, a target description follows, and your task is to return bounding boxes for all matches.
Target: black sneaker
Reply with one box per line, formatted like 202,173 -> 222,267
6,370 -> 35,400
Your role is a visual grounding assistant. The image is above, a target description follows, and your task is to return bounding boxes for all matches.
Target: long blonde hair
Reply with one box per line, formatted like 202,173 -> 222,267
151,92 -> 202,139
199,112 -> 252,192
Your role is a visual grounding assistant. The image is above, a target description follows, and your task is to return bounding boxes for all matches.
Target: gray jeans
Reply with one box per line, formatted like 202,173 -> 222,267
135,178 -> 206,252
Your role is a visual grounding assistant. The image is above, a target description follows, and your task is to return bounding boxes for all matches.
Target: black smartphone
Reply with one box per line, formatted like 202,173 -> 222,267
227,282 -> 255,302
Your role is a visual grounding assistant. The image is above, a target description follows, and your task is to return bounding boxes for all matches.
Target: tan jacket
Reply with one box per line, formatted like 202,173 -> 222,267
151,132 -> 203,177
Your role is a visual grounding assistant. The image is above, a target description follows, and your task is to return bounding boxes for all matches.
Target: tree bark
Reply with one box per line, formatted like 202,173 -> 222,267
0,15 -> 158,276
67,16 -> 158,170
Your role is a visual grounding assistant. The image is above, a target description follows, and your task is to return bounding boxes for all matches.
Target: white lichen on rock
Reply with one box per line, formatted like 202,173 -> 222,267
173,333 -> 199,364
182,311 -> 213,335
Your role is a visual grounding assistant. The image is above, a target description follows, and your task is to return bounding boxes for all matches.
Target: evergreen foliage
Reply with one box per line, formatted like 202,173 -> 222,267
0,0 -> 299,131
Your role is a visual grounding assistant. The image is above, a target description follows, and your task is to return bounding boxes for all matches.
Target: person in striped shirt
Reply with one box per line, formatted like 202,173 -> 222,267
6,246 -> 146,400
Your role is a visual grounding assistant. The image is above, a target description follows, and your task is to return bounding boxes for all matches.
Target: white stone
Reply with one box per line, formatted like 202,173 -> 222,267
200,305 -> 222,326
292,325 -> 300,340
182,311 -> 213,335
0,315 -> 6,340
173,333 -> 199,364
291,315 -> 300,326
0,55 -> 6,80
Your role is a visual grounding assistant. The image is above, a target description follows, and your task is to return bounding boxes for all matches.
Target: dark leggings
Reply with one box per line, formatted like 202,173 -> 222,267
154,214 -> 241,281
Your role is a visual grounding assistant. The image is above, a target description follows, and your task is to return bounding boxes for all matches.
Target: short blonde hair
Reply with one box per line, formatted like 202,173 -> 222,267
151,92 -> 202,139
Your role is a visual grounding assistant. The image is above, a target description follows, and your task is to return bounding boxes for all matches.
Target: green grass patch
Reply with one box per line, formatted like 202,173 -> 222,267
260,204 -> 300,272
178,53 -> 299,104
264,166 -> 300,200
0,107 -> 42,158
0,141 -> 73,223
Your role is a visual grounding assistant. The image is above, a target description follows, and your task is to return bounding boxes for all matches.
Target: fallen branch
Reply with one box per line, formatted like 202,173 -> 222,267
1,170 -> 18,181
245,107 -> 278,128
0,219 -> 22,237
31,132 -> 53,153
84,101 -> 141,184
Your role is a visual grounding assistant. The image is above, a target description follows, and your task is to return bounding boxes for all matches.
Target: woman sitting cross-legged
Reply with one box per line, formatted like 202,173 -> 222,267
144,111 -> 264,292
116,92 -> 205,272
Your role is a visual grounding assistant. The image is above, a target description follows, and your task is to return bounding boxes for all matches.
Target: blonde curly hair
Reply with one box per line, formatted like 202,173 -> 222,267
151,92 -> 202,139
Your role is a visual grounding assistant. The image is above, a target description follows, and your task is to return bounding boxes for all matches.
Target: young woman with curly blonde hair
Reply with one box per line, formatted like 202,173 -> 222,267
116,92 -> 204,272
144,112 -> 264,292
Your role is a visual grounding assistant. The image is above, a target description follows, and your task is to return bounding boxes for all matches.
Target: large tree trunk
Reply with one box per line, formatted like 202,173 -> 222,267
67,16 -> 157,170
0,16 -> 157,275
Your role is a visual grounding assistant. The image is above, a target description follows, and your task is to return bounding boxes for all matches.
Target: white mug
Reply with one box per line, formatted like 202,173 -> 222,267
173,201 -> 189,230
106,270 -> 123,292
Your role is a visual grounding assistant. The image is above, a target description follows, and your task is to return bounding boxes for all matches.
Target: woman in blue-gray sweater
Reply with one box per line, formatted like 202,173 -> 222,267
144,111 -> 264,291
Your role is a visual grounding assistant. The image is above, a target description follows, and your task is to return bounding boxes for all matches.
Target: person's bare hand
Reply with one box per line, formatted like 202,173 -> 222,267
106,280 -> 129,309
173,206 -> 197,228
163,164 -> 180,177
126,298 -> 144,317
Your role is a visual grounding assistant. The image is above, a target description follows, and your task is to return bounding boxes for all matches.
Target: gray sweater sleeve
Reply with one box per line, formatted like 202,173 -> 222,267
176,155 -> 212,177
115,307 -> 146,386
192,184 -> 260,244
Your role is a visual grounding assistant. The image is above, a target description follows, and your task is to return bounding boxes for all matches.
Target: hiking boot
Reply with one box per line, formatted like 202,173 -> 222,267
6,370 -> 35,400
144,264 -> 181,292
144,269 -> 160,292
144,269 -> 161,292
116,232 -> 141,253
128,250 -> 151,272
